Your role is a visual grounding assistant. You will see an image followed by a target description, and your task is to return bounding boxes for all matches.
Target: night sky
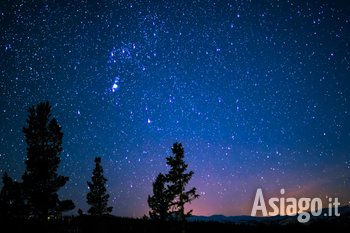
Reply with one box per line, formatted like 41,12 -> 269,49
1,0 -> 350,217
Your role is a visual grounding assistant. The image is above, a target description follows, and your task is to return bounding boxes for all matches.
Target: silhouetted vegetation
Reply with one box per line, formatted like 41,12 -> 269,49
148,142 -> 199,224
0,172 -> 25,220
22,102 -> 74,220
86,157 -> 113,216
166,143 -> 199,221
148,143 -> 199,221
148,173 -> 171,220
1,102 -> 349,232
1,214 -> 349,233
0,102 -> 74,222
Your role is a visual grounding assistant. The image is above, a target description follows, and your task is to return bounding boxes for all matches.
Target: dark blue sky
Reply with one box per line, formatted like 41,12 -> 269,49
1,0 -> 349,217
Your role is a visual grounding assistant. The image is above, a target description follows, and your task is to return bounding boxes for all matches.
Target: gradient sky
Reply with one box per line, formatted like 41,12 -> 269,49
0,0 -> 349,217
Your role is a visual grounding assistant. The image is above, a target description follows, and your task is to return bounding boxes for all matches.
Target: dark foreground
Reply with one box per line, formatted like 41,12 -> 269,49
1,215 -> 349,233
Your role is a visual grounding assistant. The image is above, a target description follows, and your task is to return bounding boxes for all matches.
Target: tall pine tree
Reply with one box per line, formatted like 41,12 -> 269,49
166,143 -> 199,221
22,102 -> 74,220
148,143 -> 199,222
147,173 -> 171,220
86,157 -> 113,216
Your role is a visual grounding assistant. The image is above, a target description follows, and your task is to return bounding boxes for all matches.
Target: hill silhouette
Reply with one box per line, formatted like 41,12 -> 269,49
189,205 -> 350,225
0,205 -> 349,233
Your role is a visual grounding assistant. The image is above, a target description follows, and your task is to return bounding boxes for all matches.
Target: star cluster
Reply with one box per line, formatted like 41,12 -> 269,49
0,0 -> 349,217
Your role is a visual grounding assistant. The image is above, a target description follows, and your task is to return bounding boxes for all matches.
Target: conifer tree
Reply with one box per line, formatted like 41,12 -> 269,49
22,102 -> 74,220
147,173 -> 171,220
166,143 -> 199,221
86,157 -> 113,216
148,143 -> 199,223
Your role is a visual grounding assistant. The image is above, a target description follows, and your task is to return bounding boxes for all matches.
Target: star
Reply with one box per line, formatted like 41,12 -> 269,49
112,83 -> 119,92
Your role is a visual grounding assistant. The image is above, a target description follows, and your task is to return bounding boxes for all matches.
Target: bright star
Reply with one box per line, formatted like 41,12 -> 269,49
112,77 -> 120,92
112,83 -> 119,92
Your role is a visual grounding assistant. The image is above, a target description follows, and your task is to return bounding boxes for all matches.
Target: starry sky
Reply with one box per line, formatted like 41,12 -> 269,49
1,0 -> 350,217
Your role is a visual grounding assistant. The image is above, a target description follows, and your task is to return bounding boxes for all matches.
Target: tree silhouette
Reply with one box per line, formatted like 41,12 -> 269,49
148,143 -> 199,223
147,173 -> 171,220
21,102 -> 74,220
0,172 -> 25,220
86,157 -> 113,216
166,143 -> 199,221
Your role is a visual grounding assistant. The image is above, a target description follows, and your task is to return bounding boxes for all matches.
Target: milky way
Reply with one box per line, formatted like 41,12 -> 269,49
0,0 -> 349,217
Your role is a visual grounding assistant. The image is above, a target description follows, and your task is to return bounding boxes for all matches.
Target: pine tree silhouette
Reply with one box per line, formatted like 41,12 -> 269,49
148,142 -> 199,223
166,142 -> 199,221
22,102 -> 74,220
86,157 -> 113,216
147,173 -> 171,220
0,172 -> 25,220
